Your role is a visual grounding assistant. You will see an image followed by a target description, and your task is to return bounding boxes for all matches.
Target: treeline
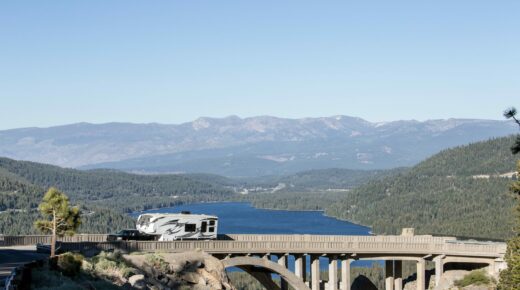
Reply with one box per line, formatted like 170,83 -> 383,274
250,136 -> 519,240
412,135 -> 518,176
236,167 -> 406,191
0,157 -> 234,203
327,175 -> 515,239
0,156 -> 239,234
327,136 -> 518,240
277,168 -> 407,190
247,191 -> 347,211
0,206 -> 134,235
0,171 -> 41,210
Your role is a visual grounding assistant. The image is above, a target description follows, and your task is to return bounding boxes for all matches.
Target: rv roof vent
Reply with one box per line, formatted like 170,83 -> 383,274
181,211 -> 191,214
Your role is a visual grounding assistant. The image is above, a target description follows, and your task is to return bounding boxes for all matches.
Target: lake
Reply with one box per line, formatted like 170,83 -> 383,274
134,201 -> 370,235
134,202 -> 378,269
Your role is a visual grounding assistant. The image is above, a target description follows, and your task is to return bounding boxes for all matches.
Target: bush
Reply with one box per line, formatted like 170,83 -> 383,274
145,254 -> 170,273
120,267 -> 137,279
455,270 -> 493,287
55,252 -> 84,277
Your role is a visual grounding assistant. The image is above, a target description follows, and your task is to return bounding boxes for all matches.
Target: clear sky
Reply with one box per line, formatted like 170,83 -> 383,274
0,1 -> 518,130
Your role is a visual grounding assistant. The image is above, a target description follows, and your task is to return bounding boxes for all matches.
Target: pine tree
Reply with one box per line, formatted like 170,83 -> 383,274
498,107 -> 520,289
34,187 -> 81,257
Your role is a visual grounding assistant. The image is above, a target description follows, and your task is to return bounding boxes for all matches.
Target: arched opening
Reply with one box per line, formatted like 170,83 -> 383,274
222,256 -> 311,290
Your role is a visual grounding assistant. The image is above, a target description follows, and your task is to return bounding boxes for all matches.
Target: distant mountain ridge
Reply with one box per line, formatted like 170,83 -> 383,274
0,116 -> 517,177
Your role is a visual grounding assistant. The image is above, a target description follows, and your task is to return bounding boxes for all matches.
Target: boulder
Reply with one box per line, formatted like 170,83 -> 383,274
124,251 -> 236,290
128,274 -> 146,289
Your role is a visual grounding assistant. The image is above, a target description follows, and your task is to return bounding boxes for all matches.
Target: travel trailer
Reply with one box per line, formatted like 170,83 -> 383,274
136,211 -> 218,241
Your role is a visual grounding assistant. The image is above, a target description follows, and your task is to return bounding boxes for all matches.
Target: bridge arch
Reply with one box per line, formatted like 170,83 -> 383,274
222,256 -> 311,290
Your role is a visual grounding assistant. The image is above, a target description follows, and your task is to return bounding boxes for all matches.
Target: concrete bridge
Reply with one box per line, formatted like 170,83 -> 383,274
0,233 -> 507,290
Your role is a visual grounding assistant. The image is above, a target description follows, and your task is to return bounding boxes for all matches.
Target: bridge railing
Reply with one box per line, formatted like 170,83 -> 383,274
0,234 -> 506,258
55,240 -> 505,258
0,234 -> 109,246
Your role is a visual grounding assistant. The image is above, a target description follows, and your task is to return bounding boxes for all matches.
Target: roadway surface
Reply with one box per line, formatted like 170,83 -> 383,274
0,245 -> 47,286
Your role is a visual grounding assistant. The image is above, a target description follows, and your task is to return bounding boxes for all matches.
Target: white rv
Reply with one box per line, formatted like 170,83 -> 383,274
136,211 -> 218,241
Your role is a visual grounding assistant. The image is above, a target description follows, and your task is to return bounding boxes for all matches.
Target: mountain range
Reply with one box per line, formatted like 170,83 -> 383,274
0,115 -> 517,177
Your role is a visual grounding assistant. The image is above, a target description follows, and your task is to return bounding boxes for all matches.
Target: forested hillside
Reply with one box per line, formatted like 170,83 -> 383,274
326,136 -> 519,239
0,157 -> 235,212
275,168 -> 406,190
0,157 -> 237,234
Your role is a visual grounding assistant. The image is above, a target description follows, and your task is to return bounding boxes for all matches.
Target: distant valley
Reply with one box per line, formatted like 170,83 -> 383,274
0,116 -> 517,177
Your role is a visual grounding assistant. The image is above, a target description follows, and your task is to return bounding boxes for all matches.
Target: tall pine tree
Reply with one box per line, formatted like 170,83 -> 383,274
498,108 -> 520,289
34,187 -> 81,257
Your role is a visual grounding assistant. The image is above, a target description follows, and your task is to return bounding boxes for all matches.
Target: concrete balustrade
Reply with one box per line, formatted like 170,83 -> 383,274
0,234 -> 507,290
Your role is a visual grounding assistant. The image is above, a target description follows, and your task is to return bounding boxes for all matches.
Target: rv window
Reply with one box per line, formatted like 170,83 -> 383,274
185,224 -> 196,232
208,227 -> 214,233
209,220 -> 215,226
201,222 -> 207,232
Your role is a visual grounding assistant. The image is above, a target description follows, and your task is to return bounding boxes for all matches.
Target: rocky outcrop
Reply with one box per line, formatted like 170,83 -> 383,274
124,250 -> 236,290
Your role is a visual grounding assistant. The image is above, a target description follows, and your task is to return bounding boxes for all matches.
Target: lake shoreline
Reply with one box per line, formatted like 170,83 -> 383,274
134,201 -> 372,235
133,200 -> 375,232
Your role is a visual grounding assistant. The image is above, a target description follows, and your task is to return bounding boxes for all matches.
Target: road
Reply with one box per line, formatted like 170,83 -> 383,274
0,246 -> 47,285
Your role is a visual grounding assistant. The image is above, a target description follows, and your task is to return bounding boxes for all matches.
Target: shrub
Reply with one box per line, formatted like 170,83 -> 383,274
454,270 -> 493,287
145,254 -> 170,273
55,252 -> 84,277
120,267 -> 137,279
94,257 -> 118,272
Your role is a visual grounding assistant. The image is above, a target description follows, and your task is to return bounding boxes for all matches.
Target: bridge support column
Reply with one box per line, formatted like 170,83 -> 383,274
385,260 -> 394,290
311,255 -> 320,290
295,254 -> 307,282
434,256 -> 444,287
329,256 -> 338,290
416,259 -> 426,290
341,258 -> 352,290
394,260 -> 402,290
278,254 -> 289,290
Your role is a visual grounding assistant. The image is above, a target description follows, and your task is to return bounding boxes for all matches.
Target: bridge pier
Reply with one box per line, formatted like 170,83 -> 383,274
394,260 -> 402,290
329,255 -> 338,290
278,254 -> 289,290
340,258 -> 352,290
295,254 -> 307,282
385,260 -> 394,290
311,255 -> 320,290
417,259 -> 426,290
434,255 -> 444,287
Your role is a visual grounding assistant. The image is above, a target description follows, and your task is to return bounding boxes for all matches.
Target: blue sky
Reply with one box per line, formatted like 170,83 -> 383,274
0,1 -> 518,129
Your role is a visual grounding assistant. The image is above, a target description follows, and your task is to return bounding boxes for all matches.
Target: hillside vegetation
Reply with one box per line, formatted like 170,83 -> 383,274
0,157 -> 236,234
326,136 -> 518,239
242,167 -> 406,191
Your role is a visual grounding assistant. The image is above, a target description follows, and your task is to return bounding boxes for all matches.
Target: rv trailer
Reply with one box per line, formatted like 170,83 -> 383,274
136,212 -> 218,241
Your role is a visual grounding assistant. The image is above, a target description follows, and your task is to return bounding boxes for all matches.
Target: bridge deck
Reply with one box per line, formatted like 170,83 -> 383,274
0,234 -> 506,259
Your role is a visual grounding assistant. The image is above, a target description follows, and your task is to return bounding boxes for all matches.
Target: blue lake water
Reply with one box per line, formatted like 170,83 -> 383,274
135,202 -> 370,235
135,202 -> 380,269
